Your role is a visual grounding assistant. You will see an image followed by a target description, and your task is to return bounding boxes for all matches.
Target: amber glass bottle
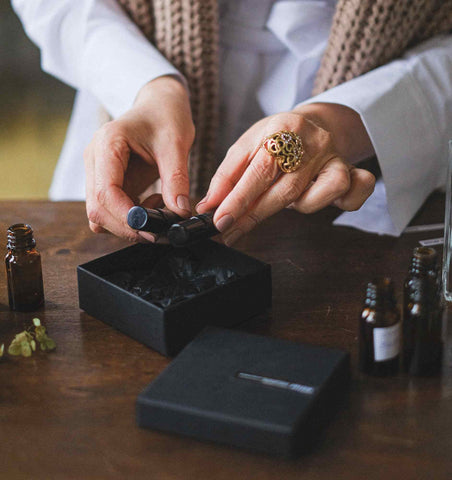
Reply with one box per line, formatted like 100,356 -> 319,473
404,247 -> 439,301
5,224 -> 44,311
403,247 -> 443,375
359,278 -> 401,376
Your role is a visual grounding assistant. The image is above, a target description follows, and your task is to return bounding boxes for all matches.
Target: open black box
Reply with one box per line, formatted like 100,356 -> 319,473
77,240 -> 272,356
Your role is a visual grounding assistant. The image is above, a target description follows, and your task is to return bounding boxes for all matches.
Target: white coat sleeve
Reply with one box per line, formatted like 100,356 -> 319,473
11,0 -> 185,118
300,34 -> 452,235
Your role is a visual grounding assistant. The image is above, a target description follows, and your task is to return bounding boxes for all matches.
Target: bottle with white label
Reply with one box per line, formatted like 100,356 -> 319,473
359,278 -> 401,376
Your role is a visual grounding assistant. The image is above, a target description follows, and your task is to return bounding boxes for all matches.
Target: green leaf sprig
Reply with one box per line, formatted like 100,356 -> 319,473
8,331 -> 35,357
33,318 -> 56,351
7,318 -> 56,358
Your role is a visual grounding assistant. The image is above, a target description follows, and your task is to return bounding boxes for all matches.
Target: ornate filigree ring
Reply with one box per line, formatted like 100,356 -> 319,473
261,130 -> 304,173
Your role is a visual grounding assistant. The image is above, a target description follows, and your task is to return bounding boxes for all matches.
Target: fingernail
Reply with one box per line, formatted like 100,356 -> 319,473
195,200 -> 206,212
196,192 -> 209,211
215,214 -> 234,233
224,229 -> 242,246
177,195 -> 191,212
138,231 -> 157,243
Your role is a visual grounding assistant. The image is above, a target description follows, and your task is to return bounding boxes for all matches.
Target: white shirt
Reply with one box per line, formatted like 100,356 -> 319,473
11,0 -> 452,236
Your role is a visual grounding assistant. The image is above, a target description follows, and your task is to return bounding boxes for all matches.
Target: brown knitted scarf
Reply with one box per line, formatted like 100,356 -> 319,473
117,0 -> 452,196
314,0 -> 452,94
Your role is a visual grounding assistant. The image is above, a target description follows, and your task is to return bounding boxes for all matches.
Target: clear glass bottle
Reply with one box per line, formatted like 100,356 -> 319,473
5,223 -> 44,311
441,140 -> 452,302
359,278 -> 401,376
403,248 -> 443,375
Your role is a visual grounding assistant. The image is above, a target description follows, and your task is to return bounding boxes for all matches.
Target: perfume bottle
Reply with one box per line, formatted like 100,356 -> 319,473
404,247 -> 439,301
167,213 -> 218,247
403,247 -> 443,375
127,206 -> 183,235
359,278 -> 401,376
5,223 -> 45,311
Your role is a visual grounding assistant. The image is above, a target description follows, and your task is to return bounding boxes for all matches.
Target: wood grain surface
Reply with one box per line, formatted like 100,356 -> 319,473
1,197 -> 451,480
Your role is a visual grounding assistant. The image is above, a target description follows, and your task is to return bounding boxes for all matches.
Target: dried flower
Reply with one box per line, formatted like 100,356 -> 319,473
33,318 -> 56,352
8,331 -> 34,357
6,318 -> 56,358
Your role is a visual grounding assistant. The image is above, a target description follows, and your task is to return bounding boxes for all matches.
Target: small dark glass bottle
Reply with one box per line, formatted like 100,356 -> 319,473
403,247 -> 443,375
127,206 -> 183,234
359,278 -> 401,376
167,212 -> 218,247
5,224 -> 44,311
404,247 -> 439,302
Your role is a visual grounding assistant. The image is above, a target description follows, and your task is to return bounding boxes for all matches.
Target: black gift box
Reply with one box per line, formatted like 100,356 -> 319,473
136,328 -> 350,457
77,241 -> 271,356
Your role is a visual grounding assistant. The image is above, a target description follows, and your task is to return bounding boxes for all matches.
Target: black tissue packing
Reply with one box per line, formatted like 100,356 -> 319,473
105,249 -> 238,308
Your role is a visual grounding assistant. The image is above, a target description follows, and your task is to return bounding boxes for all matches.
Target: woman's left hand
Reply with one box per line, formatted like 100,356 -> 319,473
196,103 -> 376,245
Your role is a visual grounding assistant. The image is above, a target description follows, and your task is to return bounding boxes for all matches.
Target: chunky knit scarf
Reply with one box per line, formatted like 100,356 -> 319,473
117,0 -> 452,196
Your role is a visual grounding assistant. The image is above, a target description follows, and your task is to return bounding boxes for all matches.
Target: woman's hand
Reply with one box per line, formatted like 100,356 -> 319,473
196,103 -> 376,245
84,76 -> 195,242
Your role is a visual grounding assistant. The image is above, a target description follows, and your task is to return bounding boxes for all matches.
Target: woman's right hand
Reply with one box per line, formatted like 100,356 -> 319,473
83,75 -> 195,242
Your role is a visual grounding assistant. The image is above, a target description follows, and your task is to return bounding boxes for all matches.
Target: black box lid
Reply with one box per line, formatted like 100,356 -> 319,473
137,328 -> 350,457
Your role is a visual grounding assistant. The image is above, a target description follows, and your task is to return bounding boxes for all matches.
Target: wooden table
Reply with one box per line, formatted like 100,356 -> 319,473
1,197 -> 451,480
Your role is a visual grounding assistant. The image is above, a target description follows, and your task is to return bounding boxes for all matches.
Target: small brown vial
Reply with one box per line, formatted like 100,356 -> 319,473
5,224 -> 44,311
359,278 -> 401,376
403,247 -> 443,375
404,247 -> 439,302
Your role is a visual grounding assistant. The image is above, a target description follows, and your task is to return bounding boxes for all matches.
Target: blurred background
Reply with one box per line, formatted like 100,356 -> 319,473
0,0 -> 74,199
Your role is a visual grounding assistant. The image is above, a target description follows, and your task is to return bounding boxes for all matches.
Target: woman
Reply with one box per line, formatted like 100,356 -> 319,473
12,0 -> 452,242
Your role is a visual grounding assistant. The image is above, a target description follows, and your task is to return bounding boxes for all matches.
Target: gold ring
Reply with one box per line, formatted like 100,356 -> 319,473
262,130 -> 304,173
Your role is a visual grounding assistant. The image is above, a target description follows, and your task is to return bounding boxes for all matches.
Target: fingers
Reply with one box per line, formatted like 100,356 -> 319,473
84,75 -> 195,241
85,117 -> 193,242
198,112 -> 335,235
91,130 -> 140,237
333,168 -> 375,211
133,75 -> 195,217
196,125 -> 264,213
155,140 -> 192,217
289,158 -> 352,214
220,167 -> 309,245
197,107 -> 375,245
84,142 -> 143,243
195,146 -> 252,214
210,148 -> 281,232
290,163 -> 375,214
221,161 -> 375,246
